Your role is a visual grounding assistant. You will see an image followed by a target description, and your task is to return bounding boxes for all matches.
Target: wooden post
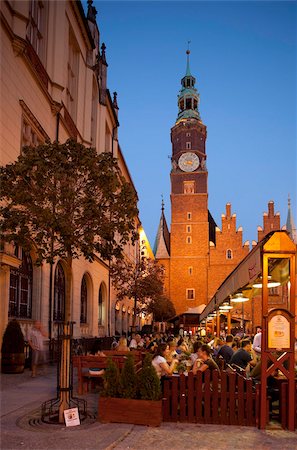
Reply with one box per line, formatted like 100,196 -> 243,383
216,313 -> 220,337
259,232 -> 296,431
227,311 -> 231,334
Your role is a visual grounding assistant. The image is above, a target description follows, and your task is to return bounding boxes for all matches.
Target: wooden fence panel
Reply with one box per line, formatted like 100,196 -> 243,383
196,371 -> 203,423
187,372 -> 194,422
212,371 -> 219,424
229,373 -> 237,425
237,376 -> 245,425
162,370 -> 258,427
171,376 -> 179,422
204,371 -> 211,423
179,374 -> 187,422
163,378 -> 171,421
220,371 -> 228,425
246,379 -> 255,426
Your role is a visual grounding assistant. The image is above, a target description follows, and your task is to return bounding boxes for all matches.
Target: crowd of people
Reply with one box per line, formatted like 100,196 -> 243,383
106,327 -> 268,381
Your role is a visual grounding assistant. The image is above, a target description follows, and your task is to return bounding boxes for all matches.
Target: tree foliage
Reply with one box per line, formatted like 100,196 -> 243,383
0,140 -> 138,264
110,257 -> 165,313
146,295 -> 176,322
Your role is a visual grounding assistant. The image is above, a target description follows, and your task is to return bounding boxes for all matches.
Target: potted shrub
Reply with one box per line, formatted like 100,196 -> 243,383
1,319 -> 25,373
98,353 -> 162,426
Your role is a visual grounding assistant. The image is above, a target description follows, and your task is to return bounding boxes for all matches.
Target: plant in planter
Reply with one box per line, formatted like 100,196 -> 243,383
98,353 -> 162,426
1,319 -> 25,373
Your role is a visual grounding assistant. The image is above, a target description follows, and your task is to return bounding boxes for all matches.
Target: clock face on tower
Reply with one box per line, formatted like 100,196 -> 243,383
178,152 -> 200,172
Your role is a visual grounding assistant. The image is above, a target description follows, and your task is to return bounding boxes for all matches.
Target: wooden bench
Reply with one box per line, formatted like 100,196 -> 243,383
73,352 -> 143,395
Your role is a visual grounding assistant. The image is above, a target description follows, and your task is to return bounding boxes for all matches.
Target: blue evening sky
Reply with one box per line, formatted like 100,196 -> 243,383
87,1 -> 296,247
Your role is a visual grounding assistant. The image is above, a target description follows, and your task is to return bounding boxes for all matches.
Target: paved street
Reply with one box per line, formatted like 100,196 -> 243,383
1,365 -> 297,450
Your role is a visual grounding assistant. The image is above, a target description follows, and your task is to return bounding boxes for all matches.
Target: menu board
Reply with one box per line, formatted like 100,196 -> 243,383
268,314 -> 290,349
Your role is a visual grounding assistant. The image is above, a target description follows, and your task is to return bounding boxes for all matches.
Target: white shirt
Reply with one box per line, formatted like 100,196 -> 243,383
152,355 -> 167,379
252,332 -> 262,354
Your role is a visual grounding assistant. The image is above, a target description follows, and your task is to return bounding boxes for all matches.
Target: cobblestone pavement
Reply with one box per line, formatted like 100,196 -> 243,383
1,365 -> 297,450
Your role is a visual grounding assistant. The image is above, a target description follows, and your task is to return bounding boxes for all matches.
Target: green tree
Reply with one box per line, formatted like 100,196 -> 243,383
0,139 -> 138,420
146,295 -> 176,322
119,353 -> 137,399
110,257 -> 165,327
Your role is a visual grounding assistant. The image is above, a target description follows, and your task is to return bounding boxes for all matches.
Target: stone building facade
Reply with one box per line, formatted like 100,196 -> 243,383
0,0 -> 148,348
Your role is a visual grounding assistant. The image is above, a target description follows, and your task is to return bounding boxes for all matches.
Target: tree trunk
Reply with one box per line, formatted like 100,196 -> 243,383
58,256 -> 72,423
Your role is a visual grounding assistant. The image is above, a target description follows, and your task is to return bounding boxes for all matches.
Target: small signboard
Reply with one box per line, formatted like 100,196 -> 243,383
64,407 -> 80,427
268,313 -> 290,349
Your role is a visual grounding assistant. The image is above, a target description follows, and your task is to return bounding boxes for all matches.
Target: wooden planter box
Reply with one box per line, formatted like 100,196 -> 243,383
98,397 -> 162,427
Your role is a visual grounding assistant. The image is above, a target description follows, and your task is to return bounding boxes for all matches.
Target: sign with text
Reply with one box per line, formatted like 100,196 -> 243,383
64,407 -> 80,427
268,313 -> 290,349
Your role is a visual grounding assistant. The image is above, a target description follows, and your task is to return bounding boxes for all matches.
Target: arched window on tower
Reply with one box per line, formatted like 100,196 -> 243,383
80,275 -> 88,324
226,249 -> 233,260
54,262 -> 65,321
9,250 -> 33,318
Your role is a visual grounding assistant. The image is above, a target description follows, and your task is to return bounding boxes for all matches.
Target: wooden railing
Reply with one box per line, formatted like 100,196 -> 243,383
162,371 -> 260,426
73,351 -> 143,395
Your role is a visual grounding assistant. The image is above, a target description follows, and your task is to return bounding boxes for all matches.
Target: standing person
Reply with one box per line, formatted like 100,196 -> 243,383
28,321 -> 47,377
252,326 -> 262,359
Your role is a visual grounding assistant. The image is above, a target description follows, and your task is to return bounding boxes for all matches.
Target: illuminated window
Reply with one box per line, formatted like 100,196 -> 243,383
187,289 -> 195,300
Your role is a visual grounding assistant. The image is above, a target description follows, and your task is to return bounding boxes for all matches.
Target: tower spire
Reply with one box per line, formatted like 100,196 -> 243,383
186,41 -> 191,76
176,46 -> 201,123
286,194 -> 297,243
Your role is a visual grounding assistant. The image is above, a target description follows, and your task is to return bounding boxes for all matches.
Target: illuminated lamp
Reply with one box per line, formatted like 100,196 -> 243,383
252,276 -> 281,289
231,293 -> 250,303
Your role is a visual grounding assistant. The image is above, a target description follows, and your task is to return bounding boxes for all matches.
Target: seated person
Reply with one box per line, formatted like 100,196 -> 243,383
218,334 -> 234,364
116,336 -> 129,352
192,344 -> 220,375
190,341 -> 203,365
89,339 -> 106,356
152,343 -> 178,379
230,339 -> 256,372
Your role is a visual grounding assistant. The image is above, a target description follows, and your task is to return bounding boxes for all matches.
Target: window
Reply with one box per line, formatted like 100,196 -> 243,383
9,252 -> 33,319
187,212 -> 192,220
187,236 -> 192,244
54,262 -> 65,321
22,118 -> 43,148
80,275 -> 88,324
66,27 -> 79,119
186,141 -> 191,149
188,267 -> 193,275
90,77 -> 98,145
226,249 -> 233,260
187,289 -> 195,300
26,0 -> 46,63
98,283 -> 105,325
184,181 -> 195,194
187,225 -> 191,233
186,132 -> 191,137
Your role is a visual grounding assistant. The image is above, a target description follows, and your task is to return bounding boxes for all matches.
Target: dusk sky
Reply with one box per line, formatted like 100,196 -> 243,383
87,1 -> 296,248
